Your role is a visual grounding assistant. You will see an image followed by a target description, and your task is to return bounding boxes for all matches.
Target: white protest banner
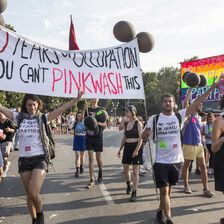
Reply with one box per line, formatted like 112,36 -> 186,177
0,25 -> 145,99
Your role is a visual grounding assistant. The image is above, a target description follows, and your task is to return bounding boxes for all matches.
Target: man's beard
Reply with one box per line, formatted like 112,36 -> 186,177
163,108 -> 173,113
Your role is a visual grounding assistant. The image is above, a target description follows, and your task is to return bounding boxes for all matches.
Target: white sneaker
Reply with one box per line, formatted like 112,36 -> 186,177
139,168 -> 146,176
207,168 -> 212,175
2,171 -> 6,178
5,161 -> 11,172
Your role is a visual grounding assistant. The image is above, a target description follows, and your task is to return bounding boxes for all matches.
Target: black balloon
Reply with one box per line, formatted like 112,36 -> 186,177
95,110 -> 108,123
92,125 -> 99,136
0,0 -> 7,14
0,14 -> 4,26
185,72 -> 201,87
198,75 -> 208,87
136,32 -> 155,53
84,116 -> 97,130
113,21 -> 136,42
182,71 -> 191,83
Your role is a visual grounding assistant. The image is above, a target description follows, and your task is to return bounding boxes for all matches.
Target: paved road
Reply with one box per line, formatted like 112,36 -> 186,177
0,127 -> 224,224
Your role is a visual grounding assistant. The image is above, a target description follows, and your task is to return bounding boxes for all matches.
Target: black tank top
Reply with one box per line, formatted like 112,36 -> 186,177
214,128 -> 224,168
124,120 -> 139,139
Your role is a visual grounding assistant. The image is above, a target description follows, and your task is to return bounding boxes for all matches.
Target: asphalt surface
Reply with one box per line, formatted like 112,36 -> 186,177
0,127 -> 224,224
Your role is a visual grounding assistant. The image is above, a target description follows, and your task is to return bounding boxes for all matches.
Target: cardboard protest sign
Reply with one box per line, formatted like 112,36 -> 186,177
0,25 -> 145,99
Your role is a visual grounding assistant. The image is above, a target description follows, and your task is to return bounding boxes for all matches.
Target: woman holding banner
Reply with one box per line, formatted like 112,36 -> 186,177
212,95 -> 224,224
0,87 -> 84,224
117,105 -> 143,202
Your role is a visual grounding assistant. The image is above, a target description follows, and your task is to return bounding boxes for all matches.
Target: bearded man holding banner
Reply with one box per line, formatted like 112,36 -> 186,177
142,79 -> 219,224
85,99 -> 107,189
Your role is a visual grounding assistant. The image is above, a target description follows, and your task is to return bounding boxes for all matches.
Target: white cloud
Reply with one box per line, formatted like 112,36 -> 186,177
43,18 -> 52,30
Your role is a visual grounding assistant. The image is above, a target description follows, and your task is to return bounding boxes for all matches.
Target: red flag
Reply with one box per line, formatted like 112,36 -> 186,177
69,16 -> 79,50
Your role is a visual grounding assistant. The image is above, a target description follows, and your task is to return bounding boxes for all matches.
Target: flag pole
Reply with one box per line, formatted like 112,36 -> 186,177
143,96 -> 159,201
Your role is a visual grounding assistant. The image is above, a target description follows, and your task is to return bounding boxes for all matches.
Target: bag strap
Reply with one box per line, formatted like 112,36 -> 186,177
175,112 -> 182,143
153,114 -> 160,142
175,112 -> 182,129
42,114 -> 47,127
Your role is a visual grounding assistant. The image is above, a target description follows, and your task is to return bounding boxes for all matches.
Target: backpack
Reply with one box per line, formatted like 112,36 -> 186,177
42,114 -> 56,160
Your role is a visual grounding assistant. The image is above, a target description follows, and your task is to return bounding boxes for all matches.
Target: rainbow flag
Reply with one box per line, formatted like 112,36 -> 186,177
180,54 -> 224,102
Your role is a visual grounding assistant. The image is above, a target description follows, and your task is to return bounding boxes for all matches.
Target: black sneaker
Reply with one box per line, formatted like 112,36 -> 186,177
126,184 -> 132,194
80,167 -> 84,174
32,218 -> 37,224
97,172 -> 103,183
195,168 -> 201,175
75,171 -> 79,177
156,210 -> 167,224
167,220 -> 174,224
37,211 -> 44,224
130,190 -> 137,202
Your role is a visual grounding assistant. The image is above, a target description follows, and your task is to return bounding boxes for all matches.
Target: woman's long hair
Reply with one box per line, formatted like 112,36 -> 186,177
21,94 -> 43,113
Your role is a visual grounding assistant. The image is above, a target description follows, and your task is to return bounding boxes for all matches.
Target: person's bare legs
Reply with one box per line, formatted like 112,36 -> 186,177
87,150 -> 94,180
182,159 -> 192,187
132,165 -> 139,190
159,185 -> 172,220
20,169 -> 46,219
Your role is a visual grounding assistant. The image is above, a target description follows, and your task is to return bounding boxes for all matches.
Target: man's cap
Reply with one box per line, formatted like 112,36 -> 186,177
123,105 -> 137,114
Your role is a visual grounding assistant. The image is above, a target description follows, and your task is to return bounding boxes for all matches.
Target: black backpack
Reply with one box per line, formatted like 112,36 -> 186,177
41,114 -> 56,160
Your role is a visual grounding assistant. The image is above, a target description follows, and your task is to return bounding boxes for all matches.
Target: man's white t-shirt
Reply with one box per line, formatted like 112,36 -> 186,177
147,109 -> 186,164
13,112 -> 48,158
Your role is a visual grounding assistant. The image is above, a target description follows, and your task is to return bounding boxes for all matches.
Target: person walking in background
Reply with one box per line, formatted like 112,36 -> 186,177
212,95 -> 224,224
73,102 -> 87,177
0,87 -> 84,224
117,105 -> 143,202
199,112 -> 209,173
85,99 -> 107,189
0,112 -> 16,178
182,87 -> 214,197
204,112 -> 215,175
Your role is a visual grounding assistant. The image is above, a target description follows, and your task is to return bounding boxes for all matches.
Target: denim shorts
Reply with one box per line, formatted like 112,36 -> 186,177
18,155 -> 47,173
0,141 -> 12,157
73,135 -> 86,151
0,150 -> 3,167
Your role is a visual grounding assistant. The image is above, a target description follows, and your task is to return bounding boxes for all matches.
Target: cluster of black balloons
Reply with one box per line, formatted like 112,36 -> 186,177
84,110 -> 108,136
182,71 -> 208,88
0,0 -> 7,26
113,21 -> 155,53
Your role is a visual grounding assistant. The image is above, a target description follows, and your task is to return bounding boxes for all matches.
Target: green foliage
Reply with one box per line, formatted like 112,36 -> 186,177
5,24 -> 16,32
183,56 -> 199,62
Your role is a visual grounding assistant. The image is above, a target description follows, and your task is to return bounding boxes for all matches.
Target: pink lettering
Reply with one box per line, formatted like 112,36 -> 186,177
52,68 -> 63,91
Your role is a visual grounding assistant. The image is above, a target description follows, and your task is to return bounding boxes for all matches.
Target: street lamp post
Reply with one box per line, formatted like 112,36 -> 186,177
112,100 -> 119,117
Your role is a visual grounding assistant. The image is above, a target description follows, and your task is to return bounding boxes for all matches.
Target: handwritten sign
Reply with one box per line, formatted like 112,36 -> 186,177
0,25 -> 145,99
180,55 -> 224,102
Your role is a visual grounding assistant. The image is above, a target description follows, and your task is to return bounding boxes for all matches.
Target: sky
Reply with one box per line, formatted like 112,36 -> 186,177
2,0 -> 224,73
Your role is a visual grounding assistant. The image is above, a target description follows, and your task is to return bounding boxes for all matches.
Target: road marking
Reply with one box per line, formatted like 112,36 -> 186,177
95,173 -> 115,205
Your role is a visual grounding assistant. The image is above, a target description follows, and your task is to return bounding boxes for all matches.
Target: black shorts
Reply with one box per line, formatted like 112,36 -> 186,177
153,163 -> 181,188
122,142 -> 143,165
18,155 -> 48,173
86,136 -> 103,152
